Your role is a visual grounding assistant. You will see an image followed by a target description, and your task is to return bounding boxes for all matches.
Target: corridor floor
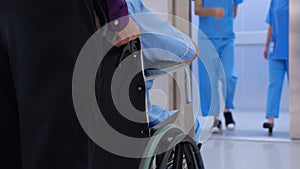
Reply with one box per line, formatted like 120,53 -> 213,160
200,111 -> 300,169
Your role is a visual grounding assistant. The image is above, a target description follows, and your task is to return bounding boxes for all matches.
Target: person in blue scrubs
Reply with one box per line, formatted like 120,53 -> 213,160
194,0 -> 243,133
263,0 -> 289,133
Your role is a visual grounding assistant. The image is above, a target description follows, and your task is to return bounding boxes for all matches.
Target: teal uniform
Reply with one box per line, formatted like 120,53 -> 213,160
198,0 -> 243,116
265,0 -> 289,119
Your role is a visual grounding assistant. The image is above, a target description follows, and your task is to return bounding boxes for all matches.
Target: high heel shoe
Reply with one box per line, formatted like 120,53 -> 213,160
263,122 -> 274,133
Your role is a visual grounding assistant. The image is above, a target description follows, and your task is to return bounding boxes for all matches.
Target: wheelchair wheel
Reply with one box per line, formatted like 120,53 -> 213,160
139,124 -> 204,169
157,136 -> 204,169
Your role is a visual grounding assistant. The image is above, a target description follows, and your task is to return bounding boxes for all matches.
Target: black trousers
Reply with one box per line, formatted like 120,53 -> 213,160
0,0 -> 97,168
0,0 -> 148,169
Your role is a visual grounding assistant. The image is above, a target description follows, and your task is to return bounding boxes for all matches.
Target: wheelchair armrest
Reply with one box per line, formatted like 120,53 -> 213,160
145,62 -> 188,80
144,40 -> 199,80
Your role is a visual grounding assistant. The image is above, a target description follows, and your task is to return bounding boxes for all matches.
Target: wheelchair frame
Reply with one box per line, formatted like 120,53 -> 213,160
95,39 -> 204,169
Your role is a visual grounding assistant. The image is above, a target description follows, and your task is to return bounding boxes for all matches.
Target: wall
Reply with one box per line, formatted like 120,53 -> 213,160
290,0 -> 300,139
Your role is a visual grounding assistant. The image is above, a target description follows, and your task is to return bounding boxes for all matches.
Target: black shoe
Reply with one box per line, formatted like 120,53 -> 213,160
197,143 -> 202,150
263,122 -> 274,133
211,119 -> 222,133
224,111 -> 235,130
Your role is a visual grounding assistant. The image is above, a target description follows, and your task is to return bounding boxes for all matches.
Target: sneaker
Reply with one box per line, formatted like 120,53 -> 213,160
224,111 -> 235,130
210,119 -> 222,133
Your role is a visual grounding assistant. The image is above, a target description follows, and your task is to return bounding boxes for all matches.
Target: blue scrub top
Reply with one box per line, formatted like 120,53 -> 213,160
266,0 -> 289,60
126,0 -> 198,65
199,0 -> 243,38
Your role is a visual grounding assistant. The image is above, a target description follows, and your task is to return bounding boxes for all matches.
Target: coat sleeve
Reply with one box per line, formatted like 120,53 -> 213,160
102,0 -> 129,31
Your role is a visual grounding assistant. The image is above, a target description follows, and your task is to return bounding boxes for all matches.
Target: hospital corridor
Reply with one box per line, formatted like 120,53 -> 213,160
146,0 -> 300,168
0,0 -> 299,169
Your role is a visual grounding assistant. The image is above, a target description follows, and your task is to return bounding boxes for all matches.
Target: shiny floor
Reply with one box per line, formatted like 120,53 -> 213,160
200,111 -> 300,169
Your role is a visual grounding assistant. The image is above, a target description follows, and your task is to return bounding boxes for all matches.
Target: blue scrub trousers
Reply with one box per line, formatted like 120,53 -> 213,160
266,59 -> 289,118
146,80 -> 176,127
198,38 -> 237,116
146,79 -> 201,143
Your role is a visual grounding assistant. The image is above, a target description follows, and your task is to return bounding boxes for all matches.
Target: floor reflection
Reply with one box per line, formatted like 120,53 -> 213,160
200,111 -> 300,169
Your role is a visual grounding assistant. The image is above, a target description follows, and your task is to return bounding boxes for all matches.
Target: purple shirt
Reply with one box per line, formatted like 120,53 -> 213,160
106,0 -> 129,31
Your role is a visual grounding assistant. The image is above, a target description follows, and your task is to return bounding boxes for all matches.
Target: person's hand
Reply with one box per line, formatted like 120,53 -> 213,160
214,8 -> 225,19
264,46 -> 268,60
113,18 -> 140,47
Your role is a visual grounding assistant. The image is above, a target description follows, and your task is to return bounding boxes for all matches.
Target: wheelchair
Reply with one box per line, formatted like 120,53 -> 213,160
93,38 -> 205,169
